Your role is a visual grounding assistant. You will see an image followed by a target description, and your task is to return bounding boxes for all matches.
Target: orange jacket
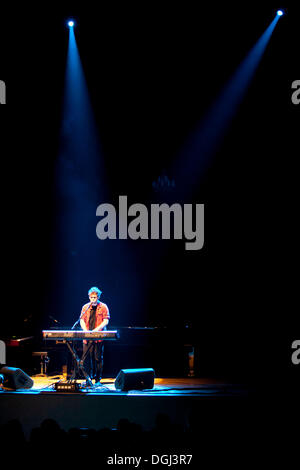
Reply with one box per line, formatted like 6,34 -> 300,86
80,301 -> 110,343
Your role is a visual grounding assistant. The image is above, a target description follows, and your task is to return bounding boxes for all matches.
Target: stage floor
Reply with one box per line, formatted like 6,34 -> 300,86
1,375 -> 248,396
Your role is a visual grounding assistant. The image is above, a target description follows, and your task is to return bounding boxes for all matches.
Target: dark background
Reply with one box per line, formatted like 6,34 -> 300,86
0,3 -> 298,384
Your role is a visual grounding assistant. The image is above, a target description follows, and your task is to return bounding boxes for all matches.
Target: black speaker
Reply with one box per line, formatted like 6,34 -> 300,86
0,366 -> 34,390
115,368 -> 155,391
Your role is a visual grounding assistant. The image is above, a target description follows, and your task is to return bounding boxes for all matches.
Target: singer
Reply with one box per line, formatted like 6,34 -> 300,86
79,286 -> 110,385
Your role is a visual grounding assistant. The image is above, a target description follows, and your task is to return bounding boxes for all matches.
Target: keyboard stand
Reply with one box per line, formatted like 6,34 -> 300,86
64,340 -> 93,387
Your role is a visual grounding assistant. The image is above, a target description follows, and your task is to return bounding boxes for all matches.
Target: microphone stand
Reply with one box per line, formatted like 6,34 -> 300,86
70,318 -> 81,381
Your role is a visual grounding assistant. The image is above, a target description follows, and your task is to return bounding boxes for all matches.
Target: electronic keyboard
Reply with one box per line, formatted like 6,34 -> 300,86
42,330 -> 119,340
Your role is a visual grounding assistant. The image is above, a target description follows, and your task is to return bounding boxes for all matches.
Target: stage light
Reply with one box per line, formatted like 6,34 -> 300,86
68,20 -> 75,27
276,10 -> 284,16
170,13 -> 282,197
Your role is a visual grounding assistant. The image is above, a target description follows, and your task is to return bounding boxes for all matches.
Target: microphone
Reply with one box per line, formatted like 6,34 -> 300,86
71,319 -> 80,330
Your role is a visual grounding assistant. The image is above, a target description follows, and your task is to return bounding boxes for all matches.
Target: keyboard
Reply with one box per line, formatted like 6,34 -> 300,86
42,330 -> 119,340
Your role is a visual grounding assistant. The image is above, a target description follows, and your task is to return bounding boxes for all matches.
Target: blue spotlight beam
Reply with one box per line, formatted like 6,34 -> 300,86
63,26 -> 103,177
57,25 -> 108,252
170,14 -> 281,197
51,25 -> 109,318
50,25 -> 144,326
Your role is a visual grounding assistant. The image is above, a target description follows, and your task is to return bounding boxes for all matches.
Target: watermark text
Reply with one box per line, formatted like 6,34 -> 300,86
291,80 -> 300,105
0,340 -> 6,364
96,196 -> 204,251
0,80 -> 6,104
291,340 -> 300,365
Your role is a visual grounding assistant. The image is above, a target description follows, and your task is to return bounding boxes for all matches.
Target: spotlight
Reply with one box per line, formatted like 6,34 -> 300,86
68,20 -> 75,27
276,10 -> 284,16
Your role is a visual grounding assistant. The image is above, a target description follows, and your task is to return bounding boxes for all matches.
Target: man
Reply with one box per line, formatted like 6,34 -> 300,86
79,287 -> 110,385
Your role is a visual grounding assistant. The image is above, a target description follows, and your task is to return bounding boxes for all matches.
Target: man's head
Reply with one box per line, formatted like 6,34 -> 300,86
88,287 -> 102,305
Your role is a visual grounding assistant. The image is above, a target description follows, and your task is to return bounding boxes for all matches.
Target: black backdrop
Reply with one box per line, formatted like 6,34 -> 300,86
0,3 -> 299,384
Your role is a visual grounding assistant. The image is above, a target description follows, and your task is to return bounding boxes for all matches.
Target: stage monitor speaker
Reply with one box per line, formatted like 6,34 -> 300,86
0,366 -> 34,390
115,368 -> 155,391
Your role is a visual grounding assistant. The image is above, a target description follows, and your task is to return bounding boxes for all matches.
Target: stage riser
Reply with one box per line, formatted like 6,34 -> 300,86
0,393 -> 245,439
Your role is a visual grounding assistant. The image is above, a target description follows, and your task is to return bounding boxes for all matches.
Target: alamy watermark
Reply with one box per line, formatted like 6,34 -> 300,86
96,196 -> 204,251
0,80 -> 6,104
291,340 -> 300,365
291,80 -> 300,105
0,340 -> 6,364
